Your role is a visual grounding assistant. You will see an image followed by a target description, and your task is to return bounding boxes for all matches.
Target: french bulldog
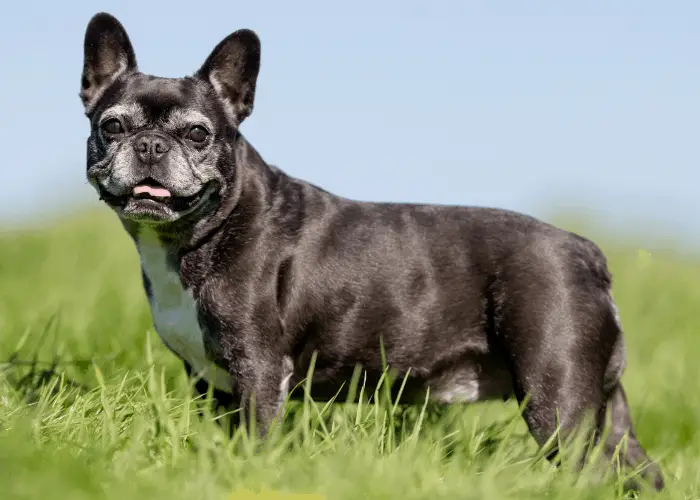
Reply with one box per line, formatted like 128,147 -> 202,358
80,12 -> 663,491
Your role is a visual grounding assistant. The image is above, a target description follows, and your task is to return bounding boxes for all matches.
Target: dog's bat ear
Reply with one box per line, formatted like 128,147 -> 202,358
196,29 -> 261,125
80,13 -> 137,114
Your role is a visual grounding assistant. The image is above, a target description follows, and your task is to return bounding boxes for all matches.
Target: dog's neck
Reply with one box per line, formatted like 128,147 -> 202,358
187,133 -> 275,249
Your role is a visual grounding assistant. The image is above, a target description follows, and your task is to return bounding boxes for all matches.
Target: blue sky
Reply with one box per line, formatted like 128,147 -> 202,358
1,1 -> 698,245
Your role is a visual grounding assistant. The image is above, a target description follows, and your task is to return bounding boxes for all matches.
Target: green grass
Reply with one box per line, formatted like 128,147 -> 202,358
1,207 -> 699,499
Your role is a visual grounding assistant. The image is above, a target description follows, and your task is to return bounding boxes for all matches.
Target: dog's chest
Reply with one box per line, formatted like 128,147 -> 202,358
136,230 -> 233,393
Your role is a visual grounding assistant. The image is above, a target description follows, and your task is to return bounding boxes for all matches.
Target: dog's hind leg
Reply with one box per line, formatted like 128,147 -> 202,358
599,300 -> 664,490
496,273 -> 611,470
603,382 -> 664,491
493,243 -> 663,491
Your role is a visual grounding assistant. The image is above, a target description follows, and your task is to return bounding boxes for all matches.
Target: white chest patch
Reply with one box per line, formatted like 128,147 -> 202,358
136,229 -> 233,393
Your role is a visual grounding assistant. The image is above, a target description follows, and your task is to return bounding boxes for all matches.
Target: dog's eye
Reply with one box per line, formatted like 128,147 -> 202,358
101,119 -> 124,135
188,125 -> 209,143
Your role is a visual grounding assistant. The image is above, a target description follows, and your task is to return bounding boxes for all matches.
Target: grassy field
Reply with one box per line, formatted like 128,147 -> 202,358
0,207 -> 698,499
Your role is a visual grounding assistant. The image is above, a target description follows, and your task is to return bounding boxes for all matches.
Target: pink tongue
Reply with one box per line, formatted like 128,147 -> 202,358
133,185 -> 172,198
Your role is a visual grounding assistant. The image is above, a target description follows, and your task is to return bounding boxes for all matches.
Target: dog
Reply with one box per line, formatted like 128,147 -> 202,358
80,12 -> 663,491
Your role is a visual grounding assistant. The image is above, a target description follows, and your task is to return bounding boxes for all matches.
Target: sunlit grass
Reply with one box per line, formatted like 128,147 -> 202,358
0,207 -> 698,499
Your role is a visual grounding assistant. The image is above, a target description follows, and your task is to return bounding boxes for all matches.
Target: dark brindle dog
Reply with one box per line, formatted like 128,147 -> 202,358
80,12 -> 663,490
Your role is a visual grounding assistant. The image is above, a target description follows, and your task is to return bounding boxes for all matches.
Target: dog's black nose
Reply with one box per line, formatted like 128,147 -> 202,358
133,133 -> 171,164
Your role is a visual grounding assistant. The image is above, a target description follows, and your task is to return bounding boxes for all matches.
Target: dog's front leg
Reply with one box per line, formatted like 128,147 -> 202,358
200,286 -> 291,438
232,357 -> 289,437
223,338 -> 290,438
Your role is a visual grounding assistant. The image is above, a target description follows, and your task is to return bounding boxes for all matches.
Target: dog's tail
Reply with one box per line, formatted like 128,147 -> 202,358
604,382 -> 664,491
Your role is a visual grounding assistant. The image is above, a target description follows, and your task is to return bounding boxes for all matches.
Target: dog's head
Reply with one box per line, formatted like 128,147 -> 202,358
80,13 -> 260,225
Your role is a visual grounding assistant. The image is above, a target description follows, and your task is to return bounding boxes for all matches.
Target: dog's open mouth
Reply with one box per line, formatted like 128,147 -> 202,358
130,178 -> 207,212
100,178 -> 211,214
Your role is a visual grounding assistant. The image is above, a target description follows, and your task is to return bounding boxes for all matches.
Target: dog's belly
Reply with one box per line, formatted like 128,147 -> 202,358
137,229 -> 233,393
296,352 -> 514,405
427,361 -> 513,404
